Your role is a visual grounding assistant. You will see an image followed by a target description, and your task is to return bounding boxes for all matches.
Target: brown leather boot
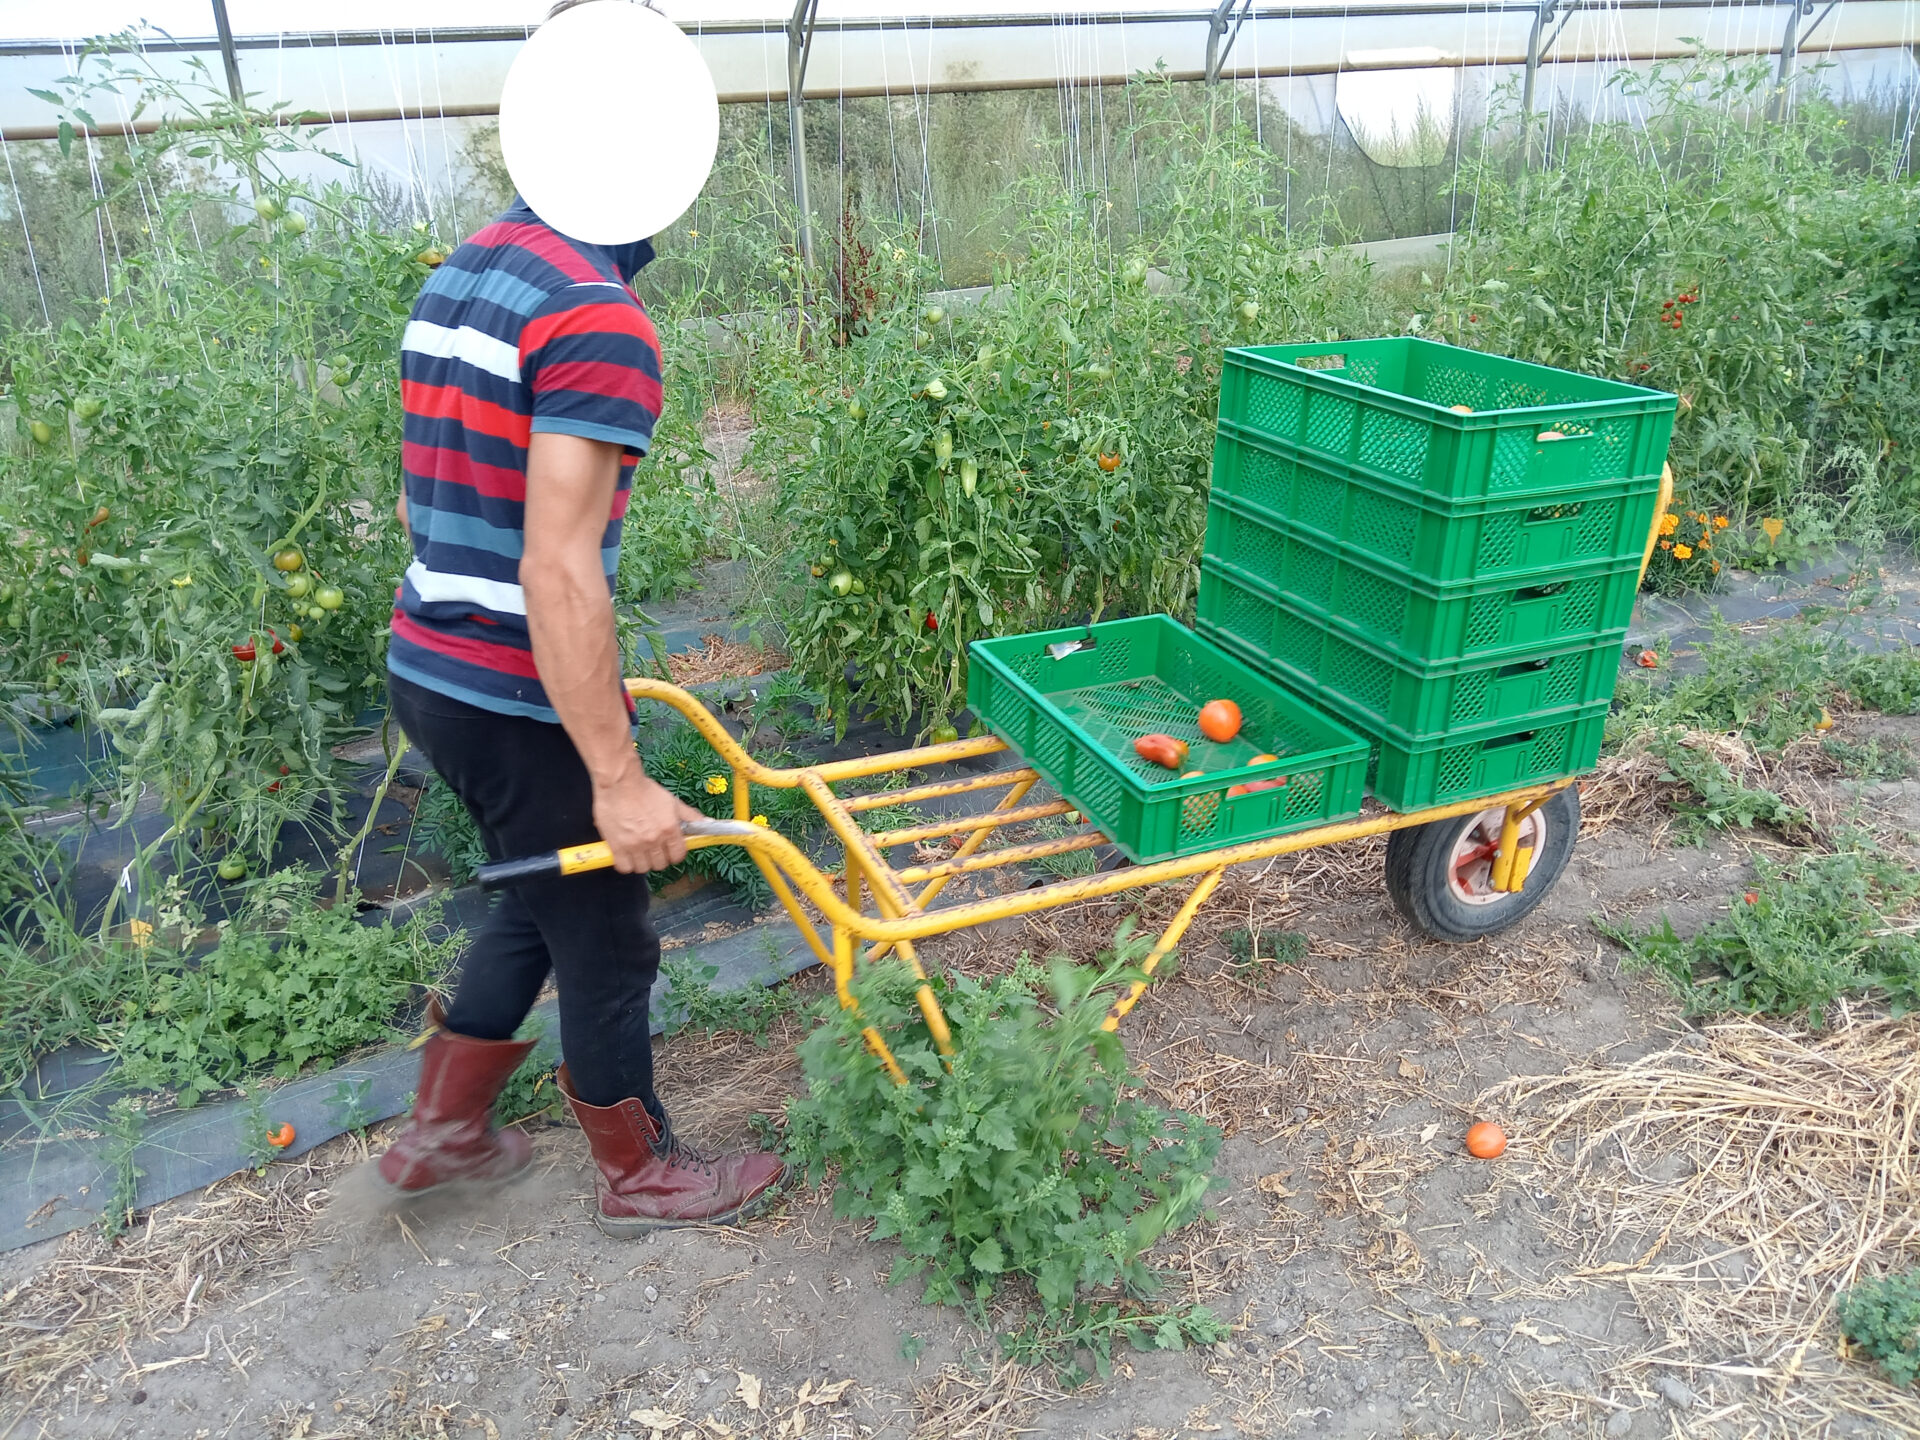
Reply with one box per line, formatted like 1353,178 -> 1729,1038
376,1002 -> 536,1196
558,1064 -> 785,1237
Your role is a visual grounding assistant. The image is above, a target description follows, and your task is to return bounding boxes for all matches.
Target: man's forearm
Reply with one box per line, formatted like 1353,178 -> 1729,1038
523,564 -> 637,788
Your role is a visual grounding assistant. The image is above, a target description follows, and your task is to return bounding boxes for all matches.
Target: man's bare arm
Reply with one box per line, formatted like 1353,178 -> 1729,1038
522,432 -> 697,873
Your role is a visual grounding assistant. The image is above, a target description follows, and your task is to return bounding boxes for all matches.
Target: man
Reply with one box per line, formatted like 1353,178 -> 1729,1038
374,192 -> 783,1235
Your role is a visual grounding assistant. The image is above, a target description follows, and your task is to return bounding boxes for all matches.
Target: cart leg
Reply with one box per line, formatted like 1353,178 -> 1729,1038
1103,867 -> 1225,1031
844,845 -> 955,1058
832,921 -> 907,1084
866,775 -> 1038,965
1489,795 -> 1547,894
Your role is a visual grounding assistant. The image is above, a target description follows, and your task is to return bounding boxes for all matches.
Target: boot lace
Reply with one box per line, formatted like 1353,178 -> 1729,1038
652,1113 -> 717,1178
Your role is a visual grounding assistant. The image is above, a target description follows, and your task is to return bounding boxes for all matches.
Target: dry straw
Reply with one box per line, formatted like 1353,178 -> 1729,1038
1494,1012 -> 1920,1432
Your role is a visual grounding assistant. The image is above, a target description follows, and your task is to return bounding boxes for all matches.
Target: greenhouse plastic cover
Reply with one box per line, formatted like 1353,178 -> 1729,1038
1,1 -> 1913,137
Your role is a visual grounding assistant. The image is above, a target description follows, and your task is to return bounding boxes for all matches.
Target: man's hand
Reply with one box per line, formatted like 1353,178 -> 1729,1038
594,768 -> 703,875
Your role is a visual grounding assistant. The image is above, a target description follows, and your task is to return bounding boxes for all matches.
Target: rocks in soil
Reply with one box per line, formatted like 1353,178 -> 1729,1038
1654,1373 -> 1697,1409
1604,1406 -> 1636,1437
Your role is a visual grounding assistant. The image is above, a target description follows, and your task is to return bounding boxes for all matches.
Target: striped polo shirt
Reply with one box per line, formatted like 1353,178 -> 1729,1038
387,201 -> 663,721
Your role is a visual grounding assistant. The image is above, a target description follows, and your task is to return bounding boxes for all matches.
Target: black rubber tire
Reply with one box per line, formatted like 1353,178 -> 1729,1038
1383,785 -> 1580,943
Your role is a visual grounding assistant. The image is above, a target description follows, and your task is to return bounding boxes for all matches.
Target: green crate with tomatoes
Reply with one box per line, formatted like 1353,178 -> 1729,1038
1220,337 -> 1675,504
966,615 -> 1368,863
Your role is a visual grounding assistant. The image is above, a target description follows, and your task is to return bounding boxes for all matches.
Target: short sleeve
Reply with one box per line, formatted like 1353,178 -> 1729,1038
521,283 -> 664,454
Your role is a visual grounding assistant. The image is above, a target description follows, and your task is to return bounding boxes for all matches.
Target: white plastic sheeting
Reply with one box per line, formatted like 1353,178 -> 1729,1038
0,3 -> 1913,139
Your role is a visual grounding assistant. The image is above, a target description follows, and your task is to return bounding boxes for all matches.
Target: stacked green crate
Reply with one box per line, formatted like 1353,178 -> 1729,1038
1195,338 -> 1675,810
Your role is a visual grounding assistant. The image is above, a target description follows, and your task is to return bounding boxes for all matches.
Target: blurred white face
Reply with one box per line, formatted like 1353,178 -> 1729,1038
500,1 -> 719,244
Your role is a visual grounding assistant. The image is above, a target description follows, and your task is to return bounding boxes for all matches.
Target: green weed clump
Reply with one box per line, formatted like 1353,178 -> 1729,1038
659,954 -> 804,1043
1606,616 -> 1920,838
115,871 -> 462,1106
1599,849 -> 1920,1023
1839,1272 -> 1920,1387
785,928 -> 1223,1316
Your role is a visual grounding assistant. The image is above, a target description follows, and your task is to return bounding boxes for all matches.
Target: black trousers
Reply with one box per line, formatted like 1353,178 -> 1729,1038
388,672 -> 662,1114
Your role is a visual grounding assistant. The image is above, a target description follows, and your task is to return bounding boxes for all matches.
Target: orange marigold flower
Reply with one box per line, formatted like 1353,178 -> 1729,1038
1711,560 -> 1722,572
1659,513 -> 1680,536
1713,516 -> 1729,529
1660,539 -> 1673,550
1673,543 -> 1694,560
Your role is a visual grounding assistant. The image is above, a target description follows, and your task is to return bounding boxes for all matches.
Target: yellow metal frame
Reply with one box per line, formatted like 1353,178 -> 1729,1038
562,464 -> 1673,1080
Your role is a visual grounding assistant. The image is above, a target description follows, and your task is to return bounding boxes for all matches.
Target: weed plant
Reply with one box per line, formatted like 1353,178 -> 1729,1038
1840,1271 -> 1920,1387
1600,847 -> 1920,1023
106,870 -> 462,1107
658,953 -> 804,1043
785,925 -> 1223,1315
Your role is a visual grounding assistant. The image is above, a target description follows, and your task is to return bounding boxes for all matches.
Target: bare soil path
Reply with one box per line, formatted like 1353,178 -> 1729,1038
8,717 -> 1920,1440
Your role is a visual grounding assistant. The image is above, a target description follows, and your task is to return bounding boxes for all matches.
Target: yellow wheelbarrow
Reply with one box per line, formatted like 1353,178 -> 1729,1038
476,469 -> 1674,1080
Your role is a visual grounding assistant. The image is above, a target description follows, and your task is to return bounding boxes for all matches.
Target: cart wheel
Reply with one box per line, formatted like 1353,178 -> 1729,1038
1384,786 -> 1579,943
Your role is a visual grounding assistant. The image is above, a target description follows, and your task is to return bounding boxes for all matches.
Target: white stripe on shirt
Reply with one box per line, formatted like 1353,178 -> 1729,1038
404,560 -> 526,617
401,319 -> 522,384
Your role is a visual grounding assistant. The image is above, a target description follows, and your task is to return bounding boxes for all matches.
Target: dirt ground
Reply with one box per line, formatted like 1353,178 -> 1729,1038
7,717 -> 1920,1440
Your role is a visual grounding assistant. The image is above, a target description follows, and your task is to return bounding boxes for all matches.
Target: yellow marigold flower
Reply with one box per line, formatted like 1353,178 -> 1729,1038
1713,516 -> 1729,529
751,814 -> 769,827
703,774 -> 728,795
1659,513 -> 1680,536
1673,543 -> 1693,560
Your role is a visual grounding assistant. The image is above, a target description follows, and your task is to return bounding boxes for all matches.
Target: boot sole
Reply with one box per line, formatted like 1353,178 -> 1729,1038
370,1160 -> 533,1205
592,1172 -> 786,1238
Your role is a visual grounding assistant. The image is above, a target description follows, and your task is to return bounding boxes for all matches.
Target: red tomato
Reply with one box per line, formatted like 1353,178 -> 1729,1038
1197,699 -> 1242,742
1465,1122 -> 1507,1159
232,640 -> 257,663
1132,733 -> 1189,769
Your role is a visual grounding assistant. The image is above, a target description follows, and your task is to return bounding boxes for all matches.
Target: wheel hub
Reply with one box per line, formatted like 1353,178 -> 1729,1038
1446,806 -> 1547,906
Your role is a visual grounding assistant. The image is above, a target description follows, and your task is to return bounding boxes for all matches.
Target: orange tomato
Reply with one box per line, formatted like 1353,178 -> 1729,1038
1250,753 -> 1279,764
1465,1121 -> 1507,1159
1636,650 -> 1659,669
1097,451 -> 1122,471
1133,733 -> 1189,769
1197,699 -> 1242,742
266,1122 -> 296,1149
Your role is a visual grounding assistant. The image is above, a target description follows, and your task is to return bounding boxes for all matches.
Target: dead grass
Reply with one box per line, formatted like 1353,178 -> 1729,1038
1491,1011 -> 1920,1434
1579,724 -> 1886,846
666,633 -> 790,689
0,1135 -> 366,1427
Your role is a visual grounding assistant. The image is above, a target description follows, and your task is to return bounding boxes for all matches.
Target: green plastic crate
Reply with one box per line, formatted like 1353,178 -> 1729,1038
1201,493 -> 1643,666
966,615 -> 1368,862
1196,559 -> 1626,740
1210,422 -> 1663,586
1363,701 -> 1609,811
1221,337 -> 1676,502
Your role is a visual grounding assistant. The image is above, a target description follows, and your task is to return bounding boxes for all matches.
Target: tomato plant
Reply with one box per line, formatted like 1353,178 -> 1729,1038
0,50 -> 438,877
1428,57 -> 1918,546
752,79 -> 1394,735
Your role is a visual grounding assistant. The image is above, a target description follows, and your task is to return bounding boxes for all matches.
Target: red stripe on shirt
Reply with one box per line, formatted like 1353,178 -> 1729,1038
402,439 -> 527,501
534,360 -> 665,413
401,380 -> 533,446
391,610 -> 543,679
521,299 -> 652,355
490,223 -> 605,283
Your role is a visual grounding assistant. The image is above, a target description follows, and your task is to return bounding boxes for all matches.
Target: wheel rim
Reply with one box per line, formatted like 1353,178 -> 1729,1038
1446,806 -> 1548,907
